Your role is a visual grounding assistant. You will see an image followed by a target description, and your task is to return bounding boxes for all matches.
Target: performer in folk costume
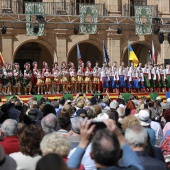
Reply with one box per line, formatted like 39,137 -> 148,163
36,69 -> 44,95
131,68 -> 140,92
80,61 -> 86,72
61,61 -> 67,70
77,66 -> 84,92
101,67 -> 109,93
69,62 -> 75,72
118,65 -> 126,92
32,61 -> 38,93
92,67 -> 100,93
52,62 -> 59,74
0,62 -> 3,94
137,63 -> 143,72
165,64 -> 170,91
44,67 -> 52,94
159,64 -> 167,92
70,68 -> 77,93
150,64 -> 157,92
60,67 -> 69,93
86,61 -> 93,72
52,69 -> 61,94
142,63 -> 151,91
155,65 -> 161,92
125,67 -> 132,92
23,63 -> 32,95
138,68 -> 145,92
3,63 -> 13,95
84,67 -> 92,93
13,63 -> 23,95
108,66 -> 119,93
129,62 -> 134,73
42,62 -> 48,75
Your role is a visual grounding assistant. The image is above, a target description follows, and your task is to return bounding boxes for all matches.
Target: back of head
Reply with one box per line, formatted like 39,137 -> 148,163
1,119 -> 17,136
91,129 -> 121,166
36,153 -> 69,170
58,116 -> 71,129
59,97 -> 65,106
20,124 -> 44,157
40,132 -> 70,157
43,104 -> 56,117
71,117 -> 83,134
28,109 -> 38,123
125,125 -> 148,148
41,113 -> 57,134
117,107 -> 125,118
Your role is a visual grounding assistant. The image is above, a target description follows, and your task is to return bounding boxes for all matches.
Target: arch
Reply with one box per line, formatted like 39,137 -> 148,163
67,41 -> 103,69
13,39 -> 56,62
14,41 -> 55,71
122,41 -> 158,66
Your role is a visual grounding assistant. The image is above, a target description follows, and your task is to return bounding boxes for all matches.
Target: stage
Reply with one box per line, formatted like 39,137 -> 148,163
0,92 -> 167,103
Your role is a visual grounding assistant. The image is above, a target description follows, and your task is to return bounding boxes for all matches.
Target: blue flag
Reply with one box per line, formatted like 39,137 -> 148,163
77,43 -> 82,59
103,41 -> 110,65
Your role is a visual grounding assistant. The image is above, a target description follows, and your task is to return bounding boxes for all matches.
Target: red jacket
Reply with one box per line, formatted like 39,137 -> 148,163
0,136 -> 19,155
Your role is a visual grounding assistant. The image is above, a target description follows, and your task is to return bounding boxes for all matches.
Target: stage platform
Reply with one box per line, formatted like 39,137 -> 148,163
0,92 -> 167,103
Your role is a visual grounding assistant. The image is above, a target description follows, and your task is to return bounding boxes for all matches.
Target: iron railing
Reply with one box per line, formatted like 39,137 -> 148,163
123,4 -> 158,17
0,0 -> 108,16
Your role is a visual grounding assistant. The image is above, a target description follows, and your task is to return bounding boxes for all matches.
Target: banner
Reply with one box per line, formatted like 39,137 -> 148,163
25,2 -> 45,36
135,6 -> 152,35
103,41 -> 110,65
79,4 -> 98,34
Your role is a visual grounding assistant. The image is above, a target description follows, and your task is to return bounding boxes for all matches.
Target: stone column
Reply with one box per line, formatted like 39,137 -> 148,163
1,28 -> 14,65
54,29 -> 68,66
106,29 -> 122,66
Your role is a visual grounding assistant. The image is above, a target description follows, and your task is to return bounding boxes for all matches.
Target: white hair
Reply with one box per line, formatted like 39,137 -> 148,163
1,119 -> 17,136
40,132 -> 70,156
116,107 -> 125,118
125,125 -> 148,147
41,113 -> 57,134
71,117 -> 83,134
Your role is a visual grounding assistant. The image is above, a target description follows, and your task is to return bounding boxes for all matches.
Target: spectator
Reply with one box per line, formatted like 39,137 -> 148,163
58,116 -> 71,135
8,103 -> 21,123
125,125 -> 166,170
56,97 -> 66,117
41,113 -> 58,134
109,100 -> 119,111
90,119 -> 143,170
0,119 -> 19,154
67,117 -> 83,149
40,132 -> 84,170
121,115 -> 140,131
10,124 -> 44,170
36,153 -> 69,170
76,109 -> 87,119
0,146 -> 17,170
137,109 -> 156,146
42,104 -> 56,117
126,100 -> 136,115
117,107 -> 125,124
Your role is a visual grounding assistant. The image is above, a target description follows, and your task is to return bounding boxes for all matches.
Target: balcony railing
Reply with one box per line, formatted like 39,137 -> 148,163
123,4 -> 158,17
0,0 -> 108,16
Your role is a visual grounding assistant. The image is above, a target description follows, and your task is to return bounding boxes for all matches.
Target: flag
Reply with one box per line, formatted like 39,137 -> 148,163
128,44 -> 139,67
103,41 -> 110,65
77,43 -> 82,60
0,52 -> 4,67
152,41 -> 156,63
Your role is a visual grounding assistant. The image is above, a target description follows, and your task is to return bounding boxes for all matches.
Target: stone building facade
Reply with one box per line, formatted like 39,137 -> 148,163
0,0 -> 170,70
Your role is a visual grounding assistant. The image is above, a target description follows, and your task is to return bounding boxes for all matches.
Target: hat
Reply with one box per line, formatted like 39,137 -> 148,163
138,110 -> 151,126
167,98 -> 170,103
93,113 -> 109,121
76,109 -> 87,117
110,100 -> 119,109
90,97 -> 97,105
156,96 -> 162,101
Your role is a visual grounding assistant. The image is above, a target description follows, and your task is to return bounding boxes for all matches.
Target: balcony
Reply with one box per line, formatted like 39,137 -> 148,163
0,0 -> 108,16
123,4 -> 158,17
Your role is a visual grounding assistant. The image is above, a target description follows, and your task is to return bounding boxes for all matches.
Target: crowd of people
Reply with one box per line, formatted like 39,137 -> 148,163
0,60 -> 170,95
0,92 -> 170,170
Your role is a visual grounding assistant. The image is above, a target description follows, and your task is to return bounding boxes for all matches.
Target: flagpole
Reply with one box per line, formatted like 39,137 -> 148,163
128,40 -> 130,66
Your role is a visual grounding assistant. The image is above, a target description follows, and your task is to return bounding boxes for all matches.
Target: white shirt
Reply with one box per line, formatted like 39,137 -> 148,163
9,152 -> 41,170
68,143 -> 96,170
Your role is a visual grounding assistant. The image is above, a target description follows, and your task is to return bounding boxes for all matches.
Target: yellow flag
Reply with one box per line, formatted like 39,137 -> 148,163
129,44 -> 139,67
